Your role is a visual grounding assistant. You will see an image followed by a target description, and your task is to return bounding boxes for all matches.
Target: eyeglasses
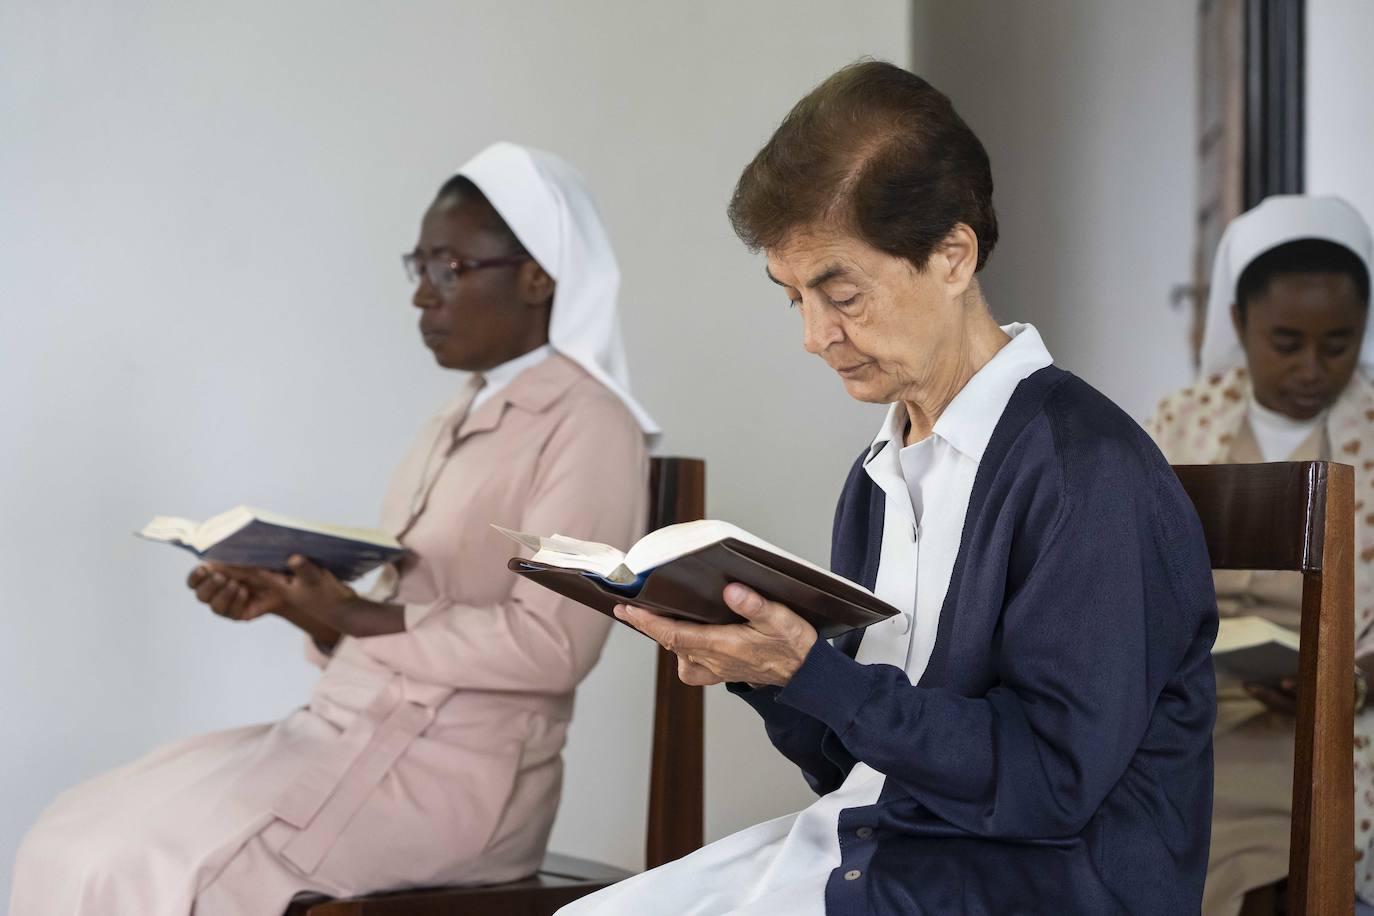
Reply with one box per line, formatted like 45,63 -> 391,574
402,251 -> 531,296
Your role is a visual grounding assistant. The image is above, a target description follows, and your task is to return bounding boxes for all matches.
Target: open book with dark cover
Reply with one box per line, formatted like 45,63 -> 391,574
496,520 -> 898,640
1212,615 -> 1300,685
139,507 -> 405,582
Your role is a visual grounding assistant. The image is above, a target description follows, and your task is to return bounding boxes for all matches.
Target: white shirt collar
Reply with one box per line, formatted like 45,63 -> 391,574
866,323 -> 1054,464
1247,396 -> 1322,435
1246,396 -> 1323,462
472,343 -> 554,411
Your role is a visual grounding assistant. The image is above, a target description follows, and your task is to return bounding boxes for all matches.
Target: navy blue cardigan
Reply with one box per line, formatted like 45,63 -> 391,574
732,366 -> 1218,915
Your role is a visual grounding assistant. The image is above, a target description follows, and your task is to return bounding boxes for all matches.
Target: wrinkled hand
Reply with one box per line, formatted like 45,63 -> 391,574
1244,679 -> 1298,716
614,583 -> 817,687
190,556 -> 355,624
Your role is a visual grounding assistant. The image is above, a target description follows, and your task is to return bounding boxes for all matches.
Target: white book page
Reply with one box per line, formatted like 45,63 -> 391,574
1213,615 -> 1300,654
190,506 -> 258,550
494,519 -> 877,595
138,516 -> 202,545
493,525 -> 633,582
138,508 -> 254,551
140,507 -> 401,553
624,520 -> 874,595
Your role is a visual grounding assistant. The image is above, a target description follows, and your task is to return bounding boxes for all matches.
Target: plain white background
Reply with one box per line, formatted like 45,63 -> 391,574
1308,0 -> 1374,223
911,0 -> 1200,420
3,0 -> 1369,908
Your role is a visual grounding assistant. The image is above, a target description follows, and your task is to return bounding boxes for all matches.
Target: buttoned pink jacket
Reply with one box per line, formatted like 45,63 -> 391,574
9,354 -> 649,916
285,353 -> 649,885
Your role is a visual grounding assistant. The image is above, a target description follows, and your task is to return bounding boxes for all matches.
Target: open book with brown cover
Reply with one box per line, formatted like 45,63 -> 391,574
496,520 -> 898,640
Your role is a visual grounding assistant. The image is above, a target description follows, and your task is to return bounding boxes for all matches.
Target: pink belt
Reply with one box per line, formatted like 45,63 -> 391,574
271,676 -> 439,874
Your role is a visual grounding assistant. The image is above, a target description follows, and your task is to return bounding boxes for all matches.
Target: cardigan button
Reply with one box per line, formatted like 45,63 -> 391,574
844,869 -> 863,881
856,827 -> 873,839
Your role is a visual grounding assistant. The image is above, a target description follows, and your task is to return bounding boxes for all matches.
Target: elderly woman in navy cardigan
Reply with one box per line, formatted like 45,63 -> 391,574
559,62 -> 1218,916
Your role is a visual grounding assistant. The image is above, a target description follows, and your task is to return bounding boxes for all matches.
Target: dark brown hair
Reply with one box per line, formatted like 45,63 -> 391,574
728,60 -> 998,272
1235,238 -> 1370,321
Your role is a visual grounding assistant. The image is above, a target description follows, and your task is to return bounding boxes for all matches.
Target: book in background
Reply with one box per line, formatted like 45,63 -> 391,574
496,519 -> 899,640
1213,615 -> 1300,686
139,506 -> 404,582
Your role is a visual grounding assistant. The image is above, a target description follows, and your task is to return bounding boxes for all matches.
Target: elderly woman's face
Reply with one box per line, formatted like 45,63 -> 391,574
767,227 -> 969,404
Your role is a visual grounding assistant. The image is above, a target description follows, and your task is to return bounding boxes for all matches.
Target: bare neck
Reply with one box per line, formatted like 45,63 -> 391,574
475,310 -> 552,372
901,299 -> 1010,446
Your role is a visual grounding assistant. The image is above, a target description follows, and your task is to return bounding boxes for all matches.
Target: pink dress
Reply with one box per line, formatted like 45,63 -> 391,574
10,354 -> 648,915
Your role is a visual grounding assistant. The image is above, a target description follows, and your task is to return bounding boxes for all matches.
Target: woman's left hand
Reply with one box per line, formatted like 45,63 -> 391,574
216,555 -> 356,624
1244,678 -> 1298,716
614,583 -> 817,687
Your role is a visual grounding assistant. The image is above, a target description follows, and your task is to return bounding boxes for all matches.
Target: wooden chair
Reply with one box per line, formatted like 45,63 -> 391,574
1173,461 -> 1355,916
286,456 -> 707,916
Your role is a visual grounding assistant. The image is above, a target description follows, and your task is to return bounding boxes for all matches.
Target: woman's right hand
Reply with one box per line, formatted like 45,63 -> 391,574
186,563 -> 284,622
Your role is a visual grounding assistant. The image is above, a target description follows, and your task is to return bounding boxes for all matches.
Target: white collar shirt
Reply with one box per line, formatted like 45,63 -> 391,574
857,322 -> 1055,676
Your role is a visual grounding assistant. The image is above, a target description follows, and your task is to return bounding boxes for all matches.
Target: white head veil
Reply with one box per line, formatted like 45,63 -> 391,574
1198,194 -> 1374,378
456,141 -> 660,439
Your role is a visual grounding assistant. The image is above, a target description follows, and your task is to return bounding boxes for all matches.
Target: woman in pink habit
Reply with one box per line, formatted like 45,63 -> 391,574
10,141 -> 656,915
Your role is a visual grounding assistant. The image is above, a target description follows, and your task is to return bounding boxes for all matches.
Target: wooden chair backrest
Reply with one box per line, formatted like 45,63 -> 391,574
1173,462 -> 1354,915
643,456 -> 706,868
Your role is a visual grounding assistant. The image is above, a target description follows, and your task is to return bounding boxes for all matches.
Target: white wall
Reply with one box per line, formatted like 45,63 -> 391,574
1307,0 -> 1374,224
907,0 -> 1374,421
0,0 -> 908,903
911,0 -> 1198,421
